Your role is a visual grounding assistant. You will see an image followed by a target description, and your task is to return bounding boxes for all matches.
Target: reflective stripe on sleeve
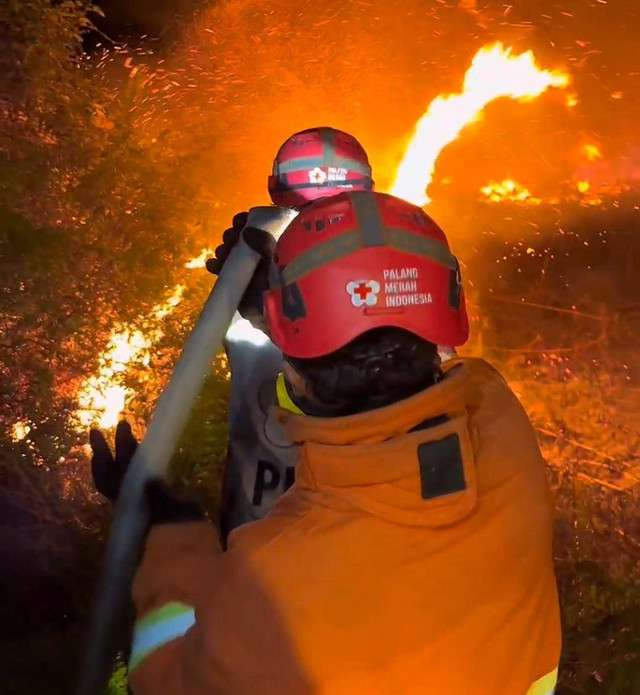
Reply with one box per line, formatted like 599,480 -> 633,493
129,602 -> 196,673
526,667 -> 558,695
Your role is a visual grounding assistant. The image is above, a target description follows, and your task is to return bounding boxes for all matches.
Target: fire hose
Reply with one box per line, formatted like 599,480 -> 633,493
77,206 -> 297,695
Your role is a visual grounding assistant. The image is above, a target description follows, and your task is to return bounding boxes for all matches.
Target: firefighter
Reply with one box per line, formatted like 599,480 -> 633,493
93,190 -> 561,695
210,126 -> 376,541
89,126 -> 377,678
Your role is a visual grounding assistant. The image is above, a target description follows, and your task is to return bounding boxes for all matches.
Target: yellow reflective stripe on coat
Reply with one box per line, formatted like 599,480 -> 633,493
526,668 -> 558,695
129,602 -> 195,673
276,373 -> 304,414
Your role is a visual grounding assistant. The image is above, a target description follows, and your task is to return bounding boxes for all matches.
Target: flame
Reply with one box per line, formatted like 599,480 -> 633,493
11,420 -> 31,442
75,326 -> 154,429
480,179 -> 541,205
477,177 -> 618,207
75,269 -> 198,429
390,42 -> 569,206
185,248 -> 215,269
76,244 -> 219,430
575,179 -> 602,206
155,284 -> 185,320
583,143 -> 602,162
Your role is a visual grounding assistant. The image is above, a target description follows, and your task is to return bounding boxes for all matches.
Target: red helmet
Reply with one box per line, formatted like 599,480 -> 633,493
268,127 -> 374,208
264,191 -> 469,359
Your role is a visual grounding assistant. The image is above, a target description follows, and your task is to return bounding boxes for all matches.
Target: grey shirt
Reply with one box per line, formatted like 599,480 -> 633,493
222,314 -> 298,533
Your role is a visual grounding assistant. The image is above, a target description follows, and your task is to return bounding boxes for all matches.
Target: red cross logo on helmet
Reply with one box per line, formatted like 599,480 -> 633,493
308,167 -> 327,185
346,280 -> 380,307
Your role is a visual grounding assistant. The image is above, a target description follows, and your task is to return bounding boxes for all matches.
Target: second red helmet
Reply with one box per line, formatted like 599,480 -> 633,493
268,127 -> 374,208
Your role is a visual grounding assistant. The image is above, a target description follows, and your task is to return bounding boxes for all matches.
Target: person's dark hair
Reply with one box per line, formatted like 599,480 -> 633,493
285,328 -> 442,417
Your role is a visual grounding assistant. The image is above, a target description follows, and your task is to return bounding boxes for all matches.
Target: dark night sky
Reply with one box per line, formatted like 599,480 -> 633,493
92,0 -> 202,41
93,1 -> 638,40
90,0 -> 639,88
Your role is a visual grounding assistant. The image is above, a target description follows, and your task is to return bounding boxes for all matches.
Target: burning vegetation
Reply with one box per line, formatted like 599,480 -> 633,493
390,42 -> 569,206
480,179 -> 541,204
74,253 -> 211,431
72,40 -> 574,431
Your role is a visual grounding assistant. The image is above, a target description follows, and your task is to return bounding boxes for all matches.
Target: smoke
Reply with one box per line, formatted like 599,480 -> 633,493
105,0 -> 640,240
119,0 -> 486,221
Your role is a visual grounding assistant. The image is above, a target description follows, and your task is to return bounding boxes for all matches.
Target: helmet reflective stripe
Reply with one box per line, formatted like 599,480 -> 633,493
351,188 -> 385,246
386,227 -> 458,268
276,232 -> 362,286
264,190 -> 469,357
319,126 -> 337,167
525,668 -> 558,695
269,127 -> 374,207
272,192 -> 457,287
274,157 -> 373,177
277,225 -> 456,286
129,602 -> 195,673
273,177 -> 374,193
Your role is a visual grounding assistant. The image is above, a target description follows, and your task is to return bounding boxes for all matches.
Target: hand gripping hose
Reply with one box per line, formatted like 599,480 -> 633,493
77,206 -> 297,695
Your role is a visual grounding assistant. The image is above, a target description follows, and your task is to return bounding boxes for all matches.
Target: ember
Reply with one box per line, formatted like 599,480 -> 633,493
577,180 -> 591,193
480,179 -> 541,205
583,143 -> 602,162
11,420 -> 31,443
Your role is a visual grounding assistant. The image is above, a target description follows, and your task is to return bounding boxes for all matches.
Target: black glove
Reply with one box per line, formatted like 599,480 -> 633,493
206,212 -> 275,320
90,419 -> 136,501
89,421 -> 203,525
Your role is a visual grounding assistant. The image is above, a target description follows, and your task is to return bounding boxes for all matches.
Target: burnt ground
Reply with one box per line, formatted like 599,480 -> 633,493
463,199 -> 640,692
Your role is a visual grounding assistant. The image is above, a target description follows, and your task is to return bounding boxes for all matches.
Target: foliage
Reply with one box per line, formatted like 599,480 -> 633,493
557,557 -> 640,693
1,0 -> 213,478
1,4 -> 222,690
